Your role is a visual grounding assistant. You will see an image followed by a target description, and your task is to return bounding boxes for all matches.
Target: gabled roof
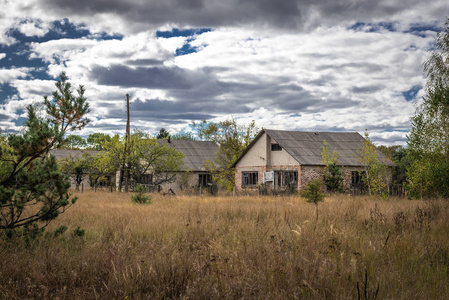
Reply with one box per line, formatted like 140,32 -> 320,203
159,139 -> 218,172
233,129 -> 395,167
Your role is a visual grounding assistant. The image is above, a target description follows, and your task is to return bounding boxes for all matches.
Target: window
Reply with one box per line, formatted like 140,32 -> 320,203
274,171 -> 298,187
271,144 -> 282,151
242,172 -> 258,186
352,171 -> 364,185
199,174 -> 212,187
139,174 -> 153,184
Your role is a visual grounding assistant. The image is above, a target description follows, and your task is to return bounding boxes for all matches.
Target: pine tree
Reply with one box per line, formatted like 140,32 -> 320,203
0,72 -> 89,237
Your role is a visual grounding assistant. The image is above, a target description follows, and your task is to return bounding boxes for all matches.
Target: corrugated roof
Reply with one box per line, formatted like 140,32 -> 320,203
265,129 -> 395,167
159,140 -> 218,171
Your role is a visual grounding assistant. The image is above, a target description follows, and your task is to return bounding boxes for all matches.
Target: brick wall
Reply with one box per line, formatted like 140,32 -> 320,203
235,165 -> 394,192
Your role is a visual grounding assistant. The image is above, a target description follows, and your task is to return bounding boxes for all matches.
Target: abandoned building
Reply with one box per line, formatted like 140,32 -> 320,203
232,129 -> 395,192
156,139 -> 219,191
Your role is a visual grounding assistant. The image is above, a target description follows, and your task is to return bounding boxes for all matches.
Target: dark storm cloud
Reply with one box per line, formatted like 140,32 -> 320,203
106,98 -> 215,123
351,84 -> 385,94
39,0 -> 433,32
316,62 -> 385,73
90,64 -> 211,89
125,59 -> 165,66
0,112 -> 11,121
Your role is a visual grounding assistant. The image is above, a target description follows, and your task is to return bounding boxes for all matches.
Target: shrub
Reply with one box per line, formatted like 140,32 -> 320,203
301,180 -> 325,231
301,180 -> 325,204
131,185 -> 152,204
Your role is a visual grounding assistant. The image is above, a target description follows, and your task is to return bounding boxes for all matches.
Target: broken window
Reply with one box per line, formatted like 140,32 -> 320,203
271,144 -> 282,151
242,172 -> 258,186
199,174 -> 212,187
352,171 -> 364,185
274,171 -> 298,187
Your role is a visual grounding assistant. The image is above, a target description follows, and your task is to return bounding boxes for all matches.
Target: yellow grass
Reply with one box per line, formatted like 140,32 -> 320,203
1,191 -> 448,299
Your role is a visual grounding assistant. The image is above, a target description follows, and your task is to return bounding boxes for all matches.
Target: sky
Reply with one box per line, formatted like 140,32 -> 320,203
0,0 -> 448,145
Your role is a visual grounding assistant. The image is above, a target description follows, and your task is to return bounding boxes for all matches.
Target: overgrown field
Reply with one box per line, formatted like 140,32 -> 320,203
1,192 -> 448,299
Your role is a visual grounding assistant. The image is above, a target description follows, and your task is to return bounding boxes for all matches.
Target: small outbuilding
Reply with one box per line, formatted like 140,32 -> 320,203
232,129 -> 395,192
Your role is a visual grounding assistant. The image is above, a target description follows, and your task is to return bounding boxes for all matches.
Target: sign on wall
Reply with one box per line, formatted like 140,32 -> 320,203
263,171 -> 274,183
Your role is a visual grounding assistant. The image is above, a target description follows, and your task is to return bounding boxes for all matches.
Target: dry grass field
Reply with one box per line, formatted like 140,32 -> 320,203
1,191 -> 448,299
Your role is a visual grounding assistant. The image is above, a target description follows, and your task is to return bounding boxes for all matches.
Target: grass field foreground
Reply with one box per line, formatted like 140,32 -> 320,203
1,192 -> 448,299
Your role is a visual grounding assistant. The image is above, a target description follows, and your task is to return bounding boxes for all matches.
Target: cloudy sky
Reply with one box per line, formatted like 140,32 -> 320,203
1,0 -> 448,145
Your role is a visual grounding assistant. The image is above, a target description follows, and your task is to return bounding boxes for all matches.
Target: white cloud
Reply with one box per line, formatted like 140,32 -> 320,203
1,0 -> 448,144
21,24 -> 434,144
0,53 -> 6,60
18,20 -> 50,37
0,68 -> 30,83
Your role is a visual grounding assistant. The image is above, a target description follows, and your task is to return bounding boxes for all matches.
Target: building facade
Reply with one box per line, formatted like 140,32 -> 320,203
233,129 -> 395,192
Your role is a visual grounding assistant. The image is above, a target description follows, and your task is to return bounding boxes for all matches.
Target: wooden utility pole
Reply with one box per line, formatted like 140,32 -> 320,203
124,94 -> 131,192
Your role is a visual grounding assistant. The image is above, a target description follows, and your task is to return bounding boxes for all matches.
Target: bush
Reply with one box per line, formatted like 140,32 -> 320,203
301,180 -> 325,231
131,185 -> 152,204
301,180 -> 325,204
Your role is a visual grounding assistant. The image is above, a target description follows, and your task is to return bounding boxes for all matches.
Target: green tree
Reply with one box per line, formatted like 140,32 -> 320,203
97,132 -> 184,189
86,133 -> 111,150
156,128 -> 170,139
377,145 -> 411,185
407,17 -> 449,199
88,151 -> 113,188
63,134 -> 87,149
172,132 -> 196,140
321,140 -> 344,193
192,118 -> 258,191
58,152 -> 92,191
359,130 -> 390,198
300,180 -> 325,231
0,72 -> 89,236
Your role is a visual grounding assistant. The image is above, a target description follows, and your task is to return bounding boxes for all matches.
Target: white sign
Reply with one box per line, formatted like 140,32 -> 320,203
263,171 -> 274,183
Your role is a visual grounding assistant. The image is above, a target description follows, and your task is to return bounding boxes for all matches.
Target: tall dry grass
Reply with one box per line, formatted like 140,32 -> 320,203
1,192 -> 448,299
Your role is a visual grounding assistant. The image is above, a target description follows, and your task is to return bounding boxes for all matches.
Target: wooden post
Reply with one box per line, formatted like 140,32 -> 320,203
233,185 -> 236,197
124,94 -> 131,193
82,183 -> 83,193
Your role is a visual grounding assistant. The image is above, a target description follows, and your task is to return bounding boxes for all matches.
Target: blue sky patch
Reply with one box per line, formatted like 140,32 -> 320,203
0,18 -> 123,105
402,85 -> 421,101
157,28 -> 212,56
405,23 -> 440,38
349,22 -> 397,33
176,43 -> 199,56
0,84 -> 19,104
156,28 -> 211,38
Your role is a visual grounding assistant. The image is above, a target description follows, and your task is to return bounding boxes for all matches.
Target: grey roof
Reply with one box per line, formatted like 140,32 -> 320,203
50,149 -> 101,160
233,129 -> 395,167
159,140 -> 218,172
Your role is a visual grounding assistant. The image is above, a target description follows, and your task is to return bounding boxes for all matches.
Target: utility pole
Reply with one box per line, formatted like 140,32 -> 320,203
124,94 -> 130,192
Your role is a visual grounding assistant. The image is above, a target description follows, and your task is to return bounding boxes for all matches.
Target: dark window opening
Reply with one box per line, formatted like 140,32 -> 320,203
242,172 -> 258,186
139,174 -> 153,184
271,144 -> 282,151
274,171 -> 298,187
352,171 -> 364,185
199,174 -> 212,187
